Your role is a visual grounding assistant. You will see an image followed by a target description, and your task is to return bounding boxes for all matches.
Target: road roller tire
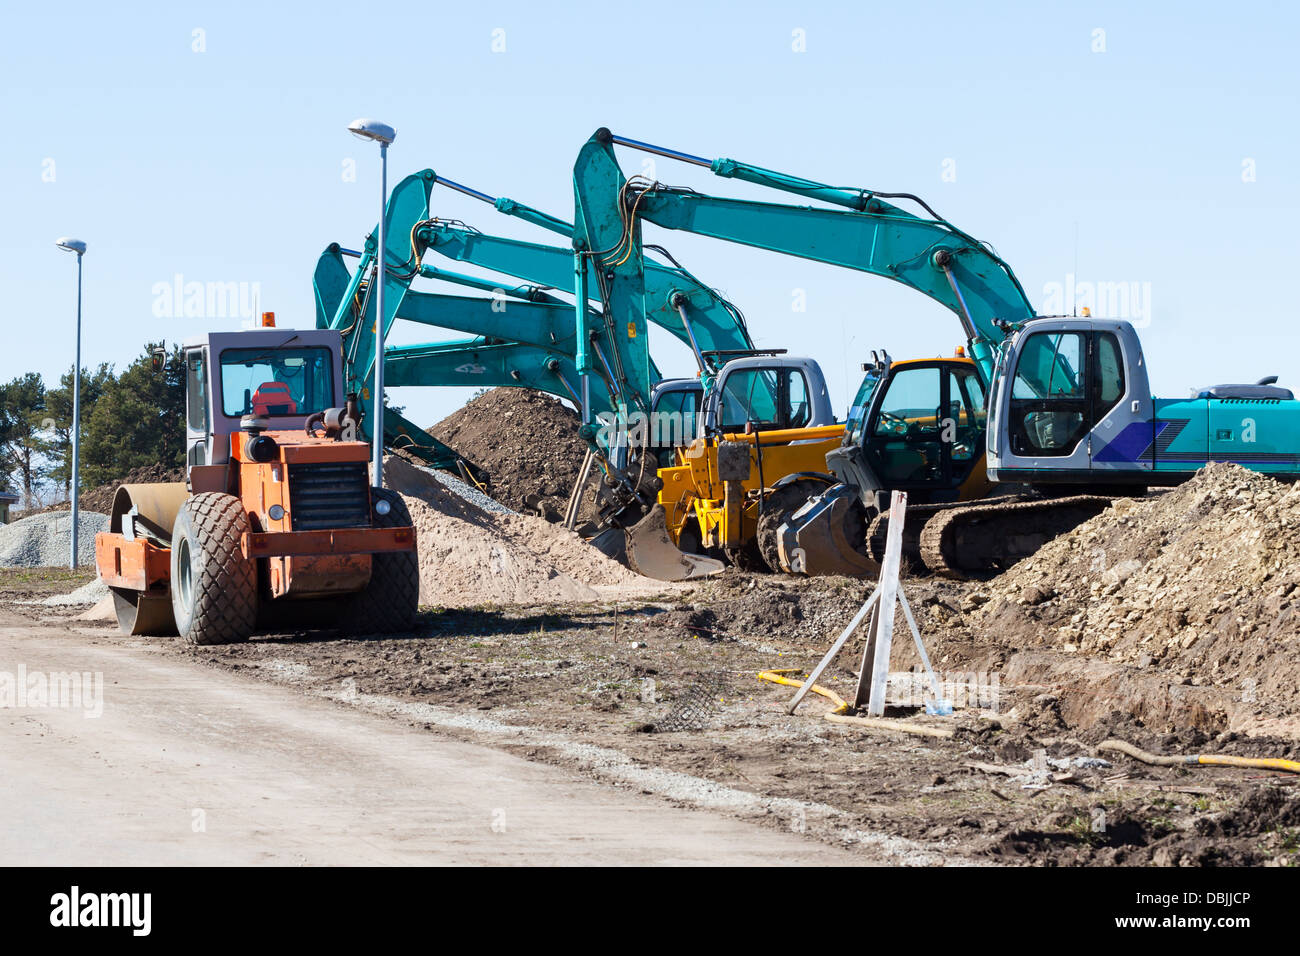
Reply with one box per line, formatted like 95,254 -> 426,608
169,493 -> 257,645
340,488 -> 419,634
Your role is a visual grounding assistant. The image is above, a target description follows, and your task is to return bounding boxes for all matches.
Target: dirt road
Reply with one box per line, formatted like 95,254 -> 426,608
0,610 -> 855,866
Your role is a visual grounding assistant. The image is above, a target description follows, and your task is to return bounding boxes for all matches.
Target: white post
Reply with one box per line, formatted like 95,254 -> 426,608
786,588 -> 880,714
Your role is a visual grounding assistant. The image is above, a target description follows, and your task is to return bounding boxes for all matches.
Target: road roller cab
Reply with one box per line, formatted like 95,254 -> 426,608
94,325 -> 419,644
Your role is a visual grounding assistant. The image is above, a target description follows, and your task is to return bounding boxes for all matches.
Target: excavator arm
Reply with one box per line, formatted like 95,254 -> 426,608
315,243 -> 628,413
320,168 -> 756,433
573,128 -> 1038,381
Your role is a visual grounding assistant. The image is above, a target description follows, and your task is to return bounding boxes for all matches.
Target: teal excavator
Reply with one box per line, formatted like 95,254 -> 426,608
569,129 -> 1300,576
314,169 -> 826,577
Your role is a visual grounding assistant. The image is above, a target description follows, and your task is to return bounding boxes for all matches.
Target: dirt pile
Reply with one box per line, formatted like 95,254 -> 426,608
427,388 -> 590,520
27,464 -> 186,517
974,463 -> 1300,714
386,456 -> 671,608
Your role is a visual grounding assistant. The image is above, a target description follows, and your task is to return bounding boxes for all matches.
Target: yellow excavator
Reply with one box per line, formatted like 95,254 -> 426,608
626,351 -> 844,576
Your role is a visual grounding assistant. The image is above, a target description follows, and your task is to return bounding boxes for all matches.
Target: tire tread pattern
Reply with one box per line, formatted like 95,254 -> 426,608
176,492 -> 257,645
341,488 -> 419,634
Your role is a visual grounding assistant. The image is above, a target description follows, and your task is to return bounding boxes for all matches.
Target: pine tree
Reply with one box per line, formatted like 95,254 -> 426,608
80,344 -> 185,487
45,362 -> 114,499
0,373 -> 52,507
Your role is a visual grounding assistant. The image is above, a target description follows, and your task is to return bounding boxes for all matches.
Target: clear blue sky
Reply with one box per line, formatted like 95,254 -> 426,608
3,0 -> 1296,430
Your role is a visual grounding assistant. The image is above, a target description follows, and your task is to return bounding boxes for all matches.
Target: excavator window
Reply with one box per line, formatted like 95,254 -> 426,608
1094,333 -> 1125,412
843,372 -> 883,446
651,388 -> 700,447
1007,331 -> 1097,456
947,369 -> 985,462
717,367 -> 810,432
219,346 -> 334,418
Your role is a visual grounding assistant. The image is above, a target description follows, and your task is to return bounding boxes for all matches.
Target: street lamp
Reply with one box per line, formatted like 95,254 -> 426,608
55,237 -> 87,568
347,118 -> 396,488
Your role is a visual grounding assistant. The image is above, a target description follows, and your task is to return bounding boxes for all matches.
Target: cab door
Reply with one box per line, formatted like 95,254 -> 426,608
1005,329 -> 1091,462
184,347 -> 211,468
946,365 -> 987,491
862,364 -> 948,490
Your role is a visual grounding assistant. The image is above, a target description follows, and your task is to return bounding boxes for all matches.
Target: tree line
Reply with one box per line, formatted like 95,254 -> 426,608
0,343 -> 185,509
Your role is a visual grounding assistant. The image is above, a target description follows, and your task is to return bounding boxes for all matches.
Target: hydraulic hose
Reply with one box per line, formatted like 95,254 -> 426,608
1098,739 -> 1300,775
758,669 -> 848,714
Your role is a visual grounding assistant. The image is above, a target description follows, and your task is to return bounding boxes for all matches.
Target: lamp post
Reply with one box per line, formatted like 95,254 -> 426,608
347,118 -> 396,488
55,237 -> 86,568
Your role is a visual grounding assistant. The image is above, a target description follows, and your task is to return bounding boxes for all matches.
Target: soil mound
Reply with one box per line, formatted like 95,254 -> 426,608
976,463 -> 1300,711
427,388 -> 590,520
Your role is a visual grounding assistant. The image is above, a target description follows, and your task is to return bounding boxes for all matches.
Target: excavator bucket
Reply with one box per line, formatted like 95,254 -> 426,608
778,485 -> 879,578
625,504 -> 725,582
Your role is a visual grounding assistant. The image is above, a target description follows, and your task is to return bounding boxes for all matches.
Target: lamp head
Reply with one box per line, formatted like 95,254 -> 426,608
347,118 -> 395,146
55,237 -> 86,256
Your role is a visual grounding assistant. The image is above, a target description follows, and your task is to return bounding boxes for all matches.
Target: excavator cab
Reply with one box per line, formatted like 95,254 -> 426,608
774,351 -> 993,578
829,353 -> 990,510
987,318 -> 1152,488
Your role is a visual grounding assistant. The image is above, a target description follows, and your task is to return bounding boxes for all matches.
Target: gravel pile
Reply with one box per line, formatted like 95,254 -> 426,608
0,511 -> 108,567
42,579 -> 110,607
404,458 -> 512,515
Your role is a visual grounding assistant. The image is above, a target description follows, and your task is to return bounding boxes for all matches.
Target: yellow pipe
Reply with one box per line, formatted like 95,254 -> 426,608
757,670 -> 954,738
758,669 -> 849,714
1196,754 -> 1300,774
1098,739 -> 1300,775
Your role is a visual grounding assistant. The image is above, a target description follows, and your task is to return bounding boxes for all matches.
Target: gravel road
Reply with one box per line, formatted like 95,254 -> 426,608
0,607 -> 857,865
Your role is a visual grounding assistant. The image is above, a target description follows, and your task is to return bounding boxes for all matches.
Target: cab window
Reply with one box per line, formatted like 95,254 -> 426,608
220,346 -> 334,418
843,372 -> 881,446
1012,332 -> 1085,400
787,370 -> 811,428
875,366 -> 941,437
718,368 -> 811,432
652,388 -> 700,446
1094,333 -> 1125,414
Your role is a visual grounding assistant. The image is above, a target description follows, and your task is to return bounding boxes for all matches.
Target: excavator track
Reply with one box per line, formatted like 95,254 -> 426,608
864,495 -> 1038,573
917,495 -> 1114,579
865,503 -> 953,573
